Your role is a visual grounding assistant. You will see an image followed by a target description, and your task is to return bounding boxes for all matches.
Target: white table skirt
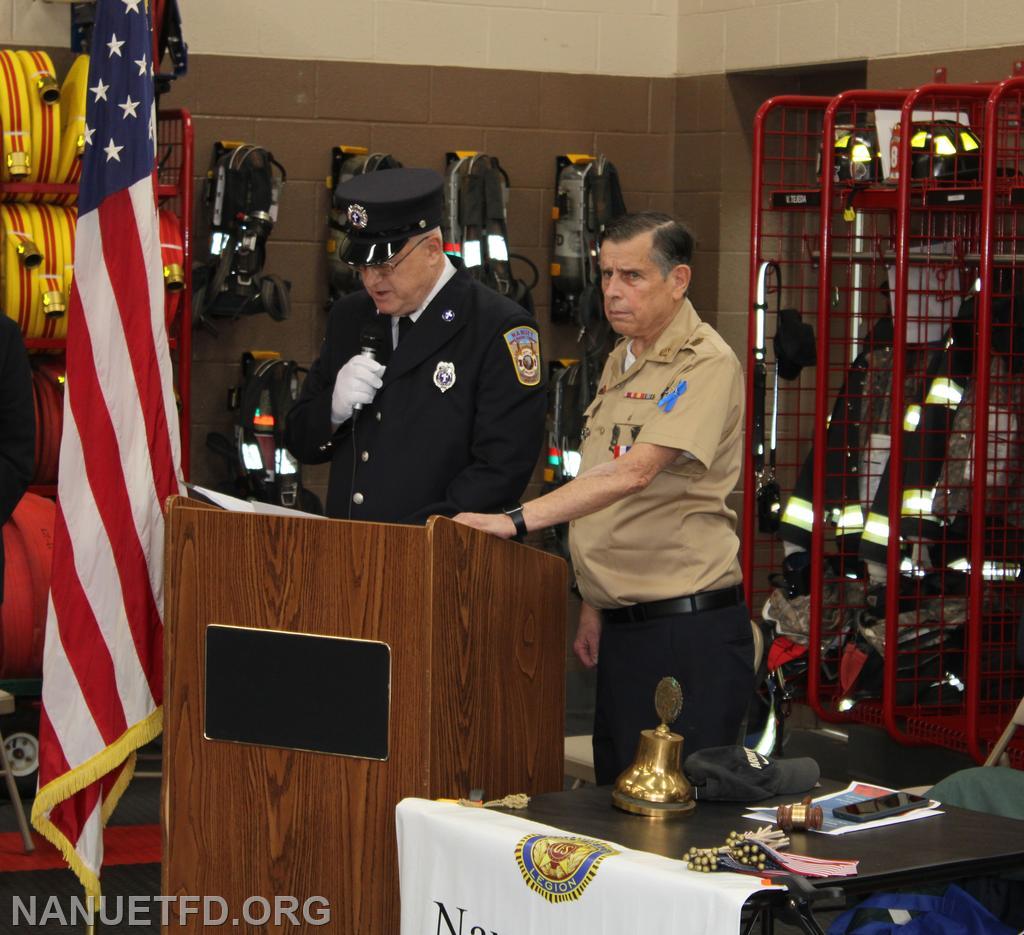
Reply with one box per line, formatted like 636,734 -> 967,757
397,798 -> 777,935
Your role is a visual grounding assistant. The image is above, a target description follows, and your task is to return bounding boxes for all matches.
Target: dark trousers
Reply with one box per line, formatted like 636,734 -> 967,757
592,602 -> 754,785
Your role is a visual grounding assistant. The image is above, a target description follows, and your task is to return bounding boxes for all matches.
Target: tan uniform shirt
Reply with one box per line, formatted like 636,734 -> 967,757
569,298 -> 744,609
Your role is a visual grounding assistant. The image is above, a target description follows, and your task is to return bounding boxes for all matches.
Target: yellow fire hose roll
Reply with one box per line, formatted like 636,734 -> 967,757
54,54 -> 89,204
0,49 -> 34,181
14,50 -> 61,191
53,205 -> 75,341
0,203 -> 43,336
29,205 -> 67,340
21,205 -> 52,340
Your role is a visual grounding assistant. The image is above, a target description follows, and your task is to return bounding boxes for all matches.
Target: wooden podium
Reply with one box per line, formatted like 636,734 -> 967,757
162,498 -> 567,933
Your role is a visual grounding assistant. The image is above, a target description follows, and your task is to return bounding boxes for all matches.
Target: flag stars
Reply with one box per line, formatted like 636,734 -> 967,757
83,124 -> 95,147
104,138 -> 124,162
107,34 -> 125,57
134,55 -> 148,77
90,79 -> 109,102
119,95 -> 140,119
121,0 -> 143,11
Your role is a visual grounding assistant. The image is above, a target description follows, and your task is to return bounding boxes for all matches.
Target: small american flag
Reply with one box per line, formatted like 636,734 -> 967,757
29,0 -> 182,897
719,842 -> 859,879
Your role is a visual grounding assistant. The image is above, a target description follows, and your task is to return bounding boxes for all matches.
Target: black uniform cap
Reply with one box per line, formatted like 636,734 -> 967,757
333,167 -> 443,267
684,745 -> 820,802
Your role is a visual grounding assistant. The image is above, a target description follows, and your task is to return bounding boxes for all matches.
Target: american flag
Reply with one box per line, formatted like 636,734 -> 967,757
718,843 -> 859,879
29,0 -> 182,897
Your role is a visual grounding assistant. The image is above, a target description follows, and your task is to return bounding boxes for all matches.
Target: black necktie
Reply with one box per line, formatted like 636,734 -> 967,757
396,315 -> 413,348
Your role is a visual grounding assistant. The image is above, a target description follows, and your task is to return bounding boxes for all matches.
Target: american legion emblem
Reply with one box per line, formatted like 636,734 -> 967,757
514,834 -> 618,903
503,326 -> 541,386
433,360 -> 456,393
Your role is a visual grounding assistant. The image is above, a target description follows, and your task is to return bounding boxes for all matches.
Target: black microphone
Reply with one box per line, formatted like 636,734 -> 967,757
352,320 -> 390,411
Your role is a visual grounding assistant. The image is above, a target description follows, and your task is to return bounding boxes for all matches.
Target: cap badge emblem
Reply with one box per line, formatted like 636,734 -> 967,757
433,361 -> 456,393
347,203 -> 369,230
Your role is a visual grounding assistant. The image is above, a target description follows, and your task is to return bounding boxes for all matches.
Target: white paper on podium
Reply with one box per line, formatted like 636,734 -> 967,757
185,483 -> 329,519
397,798 -> 777,935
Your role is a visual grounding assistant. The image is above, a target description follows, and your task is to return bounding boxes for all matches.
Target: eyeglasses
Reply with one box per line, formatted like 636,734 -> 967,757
358,236 -> 430,277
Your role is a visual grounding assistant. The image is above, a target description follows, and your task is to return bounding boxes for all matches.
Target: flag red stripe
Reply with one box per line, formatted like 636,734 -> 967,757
50,779 -> 101,862
97,190 -> 177,505
36,707 -> 93,848
47,505 -> 129,744
63,280 -> 163,700
48,769 -> 123,870
37,708 -> 70,778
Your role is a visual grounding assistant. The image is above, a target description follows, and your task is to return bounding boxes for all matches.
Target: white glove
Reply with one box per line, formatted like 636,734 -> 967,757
330,354 -> 386,426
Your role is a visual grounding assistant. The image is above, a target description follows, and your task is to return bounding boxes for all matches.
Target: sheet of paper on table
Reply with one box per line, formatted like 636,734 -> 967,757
743,780 -> 943,835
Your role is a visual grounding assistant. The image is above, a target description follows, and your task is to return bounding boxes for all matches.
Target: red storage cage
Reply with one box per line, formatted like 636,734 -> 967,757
744,96 -> 832,722
788,89 -> 915,727
962,75 -> 1024,766
876,83 -> 997,758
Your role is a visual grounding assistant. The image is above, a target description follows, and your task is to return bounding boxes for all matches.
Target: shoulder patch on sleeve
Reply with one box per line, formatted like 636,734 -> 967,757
503,325 -> 541,386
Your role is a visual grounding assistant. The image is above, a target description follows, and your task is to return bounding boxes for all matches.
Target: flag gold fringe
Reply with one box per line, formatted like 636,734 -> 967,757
30,705 -> 163,899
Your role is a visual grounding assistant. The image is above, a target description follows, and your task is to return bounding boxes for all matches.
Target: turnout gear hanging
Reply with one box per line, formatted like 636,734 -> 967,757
546,154 -> 627,481
193,142 -> 291,335
206,352 -> 322,513
551,154 -> 626,325
777,292 -> 1024,586
325,146 -> 403,306
442,152 -> 536,313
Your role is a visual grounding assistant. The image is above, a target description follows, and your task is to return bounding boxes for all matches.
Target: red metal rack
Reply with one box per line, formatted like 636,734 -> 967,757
965,75 -> 1024,766
747,80 -> 1024,768
802,89 -> 911,729
884,84 -> 997,756
744,95 -> 831,628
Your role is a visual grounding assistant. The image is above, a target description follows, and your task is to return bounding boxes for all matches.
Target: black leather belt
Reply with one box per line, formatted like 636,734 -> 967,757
602,585 -> 744,624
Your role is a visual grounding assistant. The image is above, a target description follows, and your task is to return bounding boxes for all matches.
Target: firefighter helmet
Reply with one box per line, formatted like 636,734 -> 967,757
833,127 -> 882,183
909,120 -> 981,181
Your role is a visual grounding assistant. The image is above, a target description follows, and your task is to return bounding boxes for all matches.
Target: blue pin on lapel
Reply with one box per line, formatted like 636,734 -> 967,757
442,309 -> 455,322
657,380 -> 688,413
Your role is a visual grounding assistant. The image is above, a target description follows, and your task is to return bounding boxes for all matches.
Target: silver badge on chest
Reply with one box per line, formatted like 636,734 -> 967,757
433,361 -> 456,393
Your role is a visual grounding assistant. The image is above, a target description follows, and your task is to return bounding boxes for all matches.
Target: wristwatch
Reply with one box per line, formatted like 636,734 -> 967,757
503,504 -> 528,542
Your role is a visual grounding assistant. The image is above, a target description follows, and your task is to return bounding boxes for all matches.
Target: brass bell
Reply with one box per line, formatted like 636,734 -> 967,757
612,677 -> 695,819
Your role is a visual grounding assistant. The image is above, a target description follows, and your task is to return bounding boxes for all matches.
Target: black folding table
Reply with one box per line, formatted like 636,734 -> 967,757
501,782 -> 1024,933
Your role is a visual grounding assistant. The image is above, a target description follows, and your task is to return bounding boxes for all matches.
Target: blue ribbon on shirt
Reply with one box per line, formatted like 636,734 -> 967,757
657,380 -> 688,413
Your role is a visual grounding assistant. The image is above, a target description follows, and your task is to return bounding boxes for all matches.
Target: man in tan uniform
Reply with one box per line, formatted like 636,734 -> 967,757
455,212 -> 752,784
